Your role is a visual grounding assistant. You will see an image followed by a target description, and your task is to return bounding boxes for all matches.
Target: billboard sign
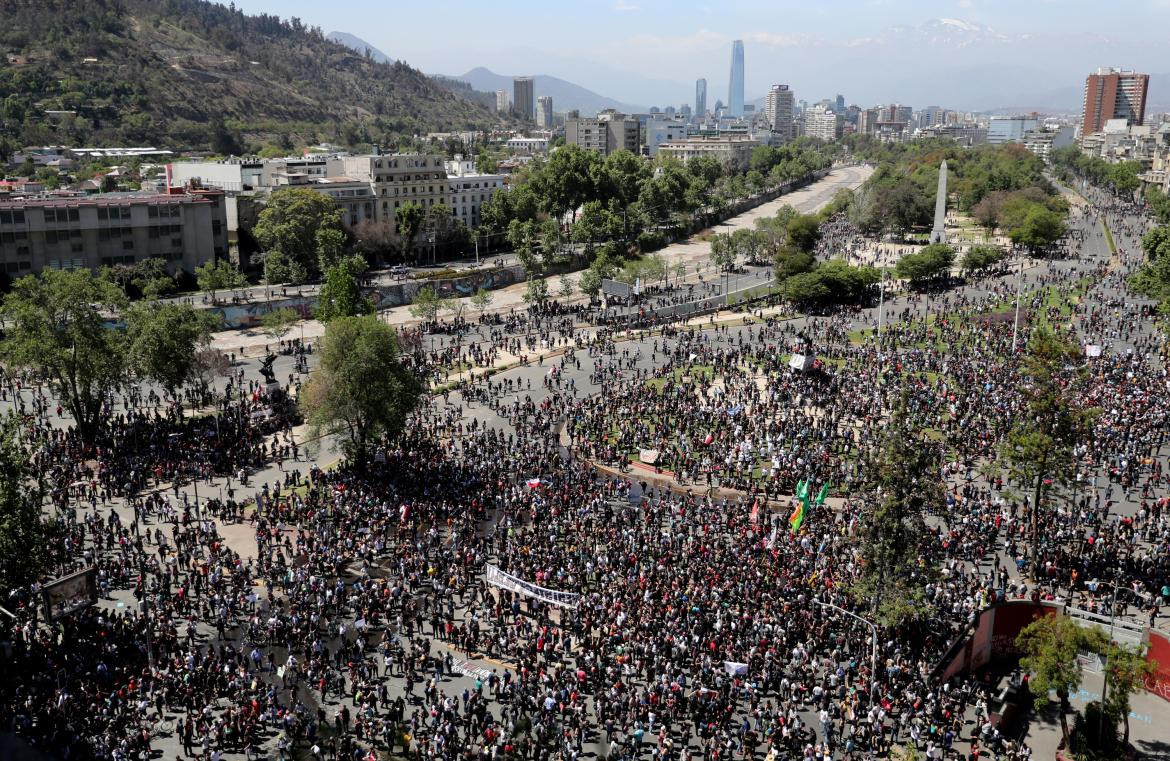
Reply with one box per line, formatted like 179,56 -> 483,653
42,567 -> 98,621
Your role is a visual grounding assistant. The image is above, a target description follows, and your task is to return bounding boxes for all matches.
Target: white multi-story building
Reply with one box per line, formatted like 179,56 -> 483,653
657,136 -> 758,170
804,105 -> 842,142
1022,126 -> 1076,161
496,90 -> 509,114
505,137 -> 550,153
764,85 -> 795,141
645,118 -> 689,157
444,157 -> 505,230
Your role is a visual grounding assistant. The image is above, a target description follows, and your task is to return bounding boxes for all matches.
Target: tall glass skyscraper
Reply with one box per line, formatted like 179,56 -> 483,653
695,78 -> 707,117
727,40 -> 744,118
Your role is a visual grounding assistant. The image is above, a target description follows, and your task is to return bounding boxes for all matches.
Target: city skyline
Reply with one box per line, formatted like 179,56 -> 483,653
228,0 -> 1170,111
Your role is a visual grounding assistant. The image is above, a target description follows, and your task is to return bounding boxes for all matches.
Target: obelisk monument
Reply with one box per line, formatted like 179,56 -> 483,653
929,160 -> 948,244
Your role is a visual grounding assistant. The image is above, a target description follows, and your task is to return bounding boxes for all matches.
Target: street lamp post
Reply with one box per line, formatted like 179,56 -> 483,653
1091,580 -> 1121,743
1011,253 -> 1025,354
812,599 -> 878,689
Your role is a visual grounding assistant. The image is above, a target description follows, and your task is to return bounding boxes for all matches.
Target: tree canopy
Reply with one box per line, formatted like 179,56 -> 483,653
253,187 -> 346,282
1,269 -> 127,442
300,316 -> 423,467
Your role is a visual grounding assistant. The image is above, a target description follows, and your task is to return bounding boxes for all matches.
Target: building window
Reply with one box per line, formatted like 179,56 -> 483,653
122,240 -> 134,250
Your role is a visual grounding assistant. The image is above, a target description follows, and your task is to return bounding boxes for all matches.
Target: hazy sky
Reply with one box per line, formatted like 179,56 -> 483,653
226,0 -> 1170,110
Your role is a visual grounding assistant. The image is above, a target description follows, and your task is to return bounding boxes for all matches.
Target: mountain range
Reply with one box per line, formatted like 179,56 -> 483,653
0,0 -> 503,152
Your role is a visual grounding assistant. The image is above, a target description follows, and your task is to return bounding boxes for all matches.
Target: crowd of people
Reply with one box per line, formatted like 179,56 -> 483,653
0,182 -> 1166,761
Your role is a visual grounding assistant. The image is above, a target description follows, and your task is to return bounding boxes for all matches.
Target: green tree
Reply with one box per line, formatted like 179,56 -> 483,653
470,287 -> 494,315
408,285 -> 448,323
894,244 -> 955,285
0,270 -> 127,442
1145,187 -> 1170,224
261,250 -> 308,288
0,416 -> 51,594
1141,226 -> 1170,261
558,275 -> 574,299
731,228 -> 765,264
253,187 -> 344,281
852,400 -> 941,626
126,302 -> 218,401
315,259 -> 374,323
786,213 -> 822,253
1008,205 -> 1067,252
260,307 -> 300,340
1017,615 -> 1106,749
314,226 -> 348,274
300,316 -> 423,468
195,259 -> 248,304
1001,328 -> 1097,576
709,232 -> 737,272
396,202 -> 426,263
523,276 -> 549,304
1102,643 -> 1157,746
960,245 -> 1006,275
133,257 -> 176,299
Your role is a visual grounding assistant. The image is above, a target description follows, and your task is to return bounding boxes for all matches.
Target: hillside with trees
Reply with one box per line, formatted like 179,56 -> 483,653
0,0 -> 505,154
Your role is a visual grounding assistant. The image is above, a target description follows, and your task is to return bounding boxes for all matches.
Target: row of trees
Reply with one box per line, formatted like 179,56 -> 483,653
482,141 -> 834,284
1050,145 -> 1143,197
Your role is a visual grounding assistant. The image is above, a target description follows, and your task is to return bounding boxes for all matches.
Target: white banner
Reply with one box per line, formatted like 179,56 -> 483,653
484,564 -> 580,609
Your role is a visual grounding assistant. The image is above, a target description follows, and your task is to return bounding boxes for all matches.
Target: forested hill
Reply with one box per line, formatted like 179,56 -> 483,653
0,0 -> 504,153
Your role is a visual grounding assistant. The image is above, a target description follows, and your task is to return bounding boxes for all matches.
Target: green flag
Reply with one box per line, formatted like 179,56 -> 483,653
815,481 -> 830,506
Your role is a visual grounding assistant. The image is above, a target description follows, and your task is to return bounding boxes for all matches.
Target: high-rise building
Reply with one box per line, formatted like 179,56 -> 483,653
1081,68 -> 1149,135
835,94 -> 845,114
805,106 -> 842,142
536,96 -> 553,128
513,77 -> 535,121
495,90 -> 509,114
727,41 -> 744,118
695,78 -> 708,117
764,84 -> 795,140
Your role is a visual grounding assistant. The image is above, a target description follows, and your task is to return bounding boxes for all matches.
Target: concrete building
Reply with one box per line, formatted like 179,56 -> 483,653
695,78 -> 707,118
804,105 -> 842,142
0,191 -> 227,276
495,90 -> 509,114
918,123 -> 988,147
657,136 -> 758,170
987,117 -> 1039,145
727,41 -> 745,118
444,157 -> 505,230
296,177 -> 376,229
329,154 -> 448,236
1082,68 -> 1149,136
1022,125 -> 1076,161
645,118 -> 690,157
513,77 -> 535,122
536,96 -> 553,129
764,85 -> 795,140
505,137 -> 549,153
565,111 -> 641,156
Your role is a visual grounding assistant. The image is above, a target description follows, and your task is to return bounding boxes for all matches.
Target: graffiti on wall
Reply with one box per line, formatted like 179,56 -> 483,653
205,265 -> 527,329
